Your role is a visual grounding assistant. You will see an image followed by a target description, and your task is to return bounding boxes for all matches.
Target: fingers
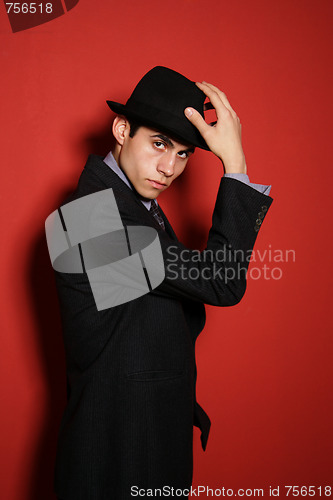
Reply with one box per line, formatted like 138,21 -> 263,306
197,81 -> 236,117
185,81 -> 241,147
184,106 -> 209,137
196,82 -> 227,119
204,82 -> 234,112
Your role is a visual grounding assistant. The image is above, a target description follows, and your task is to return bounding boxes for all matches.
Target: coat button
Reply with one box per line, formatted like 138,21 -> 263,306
258,211 -> 265,219
256,219 -> 262,225
254,225 -> 260,232
261,205 -> 268,212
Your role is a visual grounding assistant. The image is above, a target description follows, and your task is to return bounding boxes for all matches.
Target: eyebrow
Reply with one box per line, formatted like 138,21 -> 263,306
151,134 -> 195,154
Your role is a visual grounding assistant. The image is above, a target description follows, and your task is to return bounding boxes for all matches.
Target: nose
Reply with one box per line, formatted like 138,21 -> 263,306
157,153 -> 176,177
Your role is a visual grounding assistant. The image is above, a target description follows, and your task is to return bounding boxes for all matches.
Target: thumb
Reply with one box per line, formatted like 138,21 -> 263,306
184,107 -> 207,136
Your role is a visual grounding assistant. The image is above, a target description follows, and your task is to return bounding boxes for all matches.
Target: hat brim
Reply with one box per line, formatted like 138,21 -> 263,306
107,100 -> 210,151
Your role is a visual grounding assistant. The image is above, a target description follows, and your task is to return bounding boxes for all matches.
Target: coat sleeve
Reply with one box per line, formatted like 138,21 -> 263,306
151,176 -> 273,306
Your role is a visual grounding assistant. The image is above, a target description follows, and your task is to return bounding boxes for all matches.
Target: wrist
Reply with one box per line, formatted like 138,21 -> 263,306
222,157 -> 247,175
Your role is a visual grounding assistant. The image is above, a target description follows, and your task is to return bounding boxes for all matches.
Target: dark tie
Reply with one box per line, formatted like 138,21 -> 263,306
149,200 -> 165,230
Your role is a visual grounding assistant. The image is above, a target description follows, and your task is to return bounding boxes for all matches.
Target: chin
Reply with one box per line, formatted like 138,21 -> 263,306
134,184 -> 157,200
142,193 -> 156,200
135,188 -> 155,200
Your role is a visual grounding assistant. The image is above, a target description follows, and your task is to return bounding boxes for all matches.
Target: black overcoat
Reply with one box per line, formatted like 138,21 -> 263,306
52,154 -> 273,499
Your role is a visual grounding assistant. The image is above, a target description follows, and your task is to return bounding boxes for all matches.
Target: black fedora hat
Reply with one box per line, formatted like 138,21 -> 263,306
107,66 -> 209,151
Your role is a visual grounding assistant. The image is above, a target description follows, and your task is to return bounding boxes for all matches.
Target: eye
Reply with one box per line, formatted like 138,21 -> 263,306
153,141 -> 166,150
177,151 -> 189,159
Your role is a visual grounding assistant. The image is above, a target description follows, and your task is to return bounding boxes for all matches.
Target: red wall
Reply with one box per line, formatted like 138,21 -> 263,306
1,1 -> 332,498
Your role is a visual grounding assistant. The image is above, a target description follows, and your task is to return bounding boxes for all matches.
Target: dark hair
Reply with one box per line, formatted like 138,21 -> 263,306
128,119 -> 140,138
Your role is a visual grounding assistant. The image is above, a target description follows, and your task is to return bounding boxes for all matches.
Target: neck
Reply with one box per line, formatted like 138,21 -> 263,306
111,144 -> 121,165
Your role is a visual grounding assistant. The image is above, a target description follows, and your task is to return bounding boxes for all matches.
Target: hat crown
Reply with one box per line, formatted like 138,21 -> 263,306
127,66 -> 205,119
107,66 -> 209,150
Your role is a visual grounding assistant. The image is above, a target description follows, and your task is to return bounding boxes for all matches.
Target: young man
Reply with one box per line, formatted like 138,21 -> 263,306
47,66 -> 272,499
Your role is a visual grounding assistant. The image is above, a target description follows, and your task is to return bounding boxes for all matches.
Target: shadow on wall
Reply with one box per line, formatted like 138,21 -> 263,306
28,122 -> 115,500
28,220 -> 67,500
78,116 -> 116,159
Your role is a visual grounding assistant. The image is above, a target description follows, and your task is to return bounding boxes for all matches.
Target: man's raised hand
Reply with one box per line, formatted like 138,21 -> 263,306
185,82 -> 247,174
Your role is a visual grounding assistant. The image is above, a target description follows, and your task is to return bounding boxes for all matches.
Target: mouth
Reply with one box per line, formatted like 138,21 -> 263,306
147,179 -> 168,189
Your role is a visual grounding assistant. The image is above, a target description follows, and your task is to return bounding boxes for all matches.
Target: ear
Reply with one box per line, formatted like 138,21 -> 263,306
112,115 -> 130,146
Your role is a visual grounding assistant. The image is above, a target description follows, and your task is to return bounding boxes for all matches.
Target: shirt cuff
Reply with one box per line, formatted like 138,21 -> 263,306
223,173 -> 271,196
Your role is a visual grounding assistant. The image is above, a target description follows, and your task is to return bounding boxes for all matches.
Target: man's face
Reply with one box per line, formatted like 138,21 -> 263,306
117,124 -> 195,200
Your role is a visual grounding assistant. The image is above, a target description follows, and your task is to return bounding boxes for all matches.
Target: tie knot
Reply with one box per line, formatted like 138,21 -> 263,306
149,199 -> 157,211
